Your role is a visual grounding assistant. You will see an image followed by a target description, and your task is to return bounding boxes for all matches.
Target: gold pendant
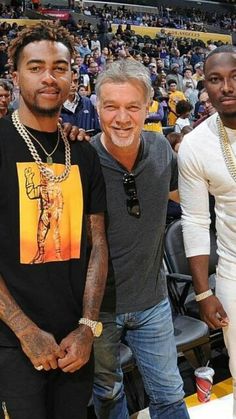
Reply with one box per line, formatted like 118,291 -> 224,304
47,156 -> 53,165
2,402 -> 10,419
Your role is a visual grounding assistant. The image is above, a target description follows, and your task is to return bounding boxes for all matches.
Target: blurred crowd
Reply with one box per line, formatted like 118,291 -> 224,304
0,1 -> 224,137
81,2 -> 236,33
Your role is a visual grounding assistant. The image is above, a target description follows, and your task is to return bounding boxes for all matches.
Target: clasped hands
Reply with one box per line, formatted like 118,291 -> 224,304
19,325 -> 93,373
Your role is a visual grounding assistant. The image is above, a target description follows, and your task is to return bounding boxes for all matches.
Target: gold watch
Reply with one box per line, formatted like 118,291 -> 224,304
79,318 -> 103,337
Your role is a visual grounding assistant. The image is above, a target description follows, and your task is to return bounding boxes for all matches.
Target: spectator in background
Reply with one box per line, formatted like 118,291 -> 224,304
184,81 -> 199,117
97,46 -> 110,69
193,88 -> 216,127
87,60 -> 100,94
170,48 -> 184,73
166,125 -> 192,224
78,38 -> 91,58
0,78 -> 12,117
155,74 -> 169,126
90,32 -> 101,54
167,132 -> 183,154
78,84 -> 88,97
97,17 -> 109,49
73,54 -> 84,74
166,63 -> 183,91
61,68 -> 99,131
190,46 -> 205,68
73,34 -> 82,54
175,100 -> 193,133
144,87 -> 164,133
148,62 -> 158,85
142,54 -> 150,67
168,79 -> 186,126
156,57 -> 168,75
192,62 -> 205,83
182,67 -> 196,92
92,49 -> 101,65
79,53 -> 91,74
0,40 -> 8,76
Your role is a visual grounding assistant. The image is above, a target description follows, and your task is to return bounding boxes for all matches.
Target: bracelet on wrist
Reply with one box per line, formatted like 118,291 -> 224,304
195,289 -> 213,302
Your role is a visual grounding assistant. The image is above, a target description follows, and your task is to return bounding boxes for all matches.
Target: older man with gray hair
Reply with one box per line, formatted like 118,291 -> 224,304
91,59 -> 190,419
0,79 -> 13,118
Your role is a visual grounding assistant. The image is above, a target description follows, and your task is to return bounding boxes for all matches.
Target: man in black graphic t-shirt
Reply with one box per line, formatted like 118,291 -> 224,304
0,22 -> 107,419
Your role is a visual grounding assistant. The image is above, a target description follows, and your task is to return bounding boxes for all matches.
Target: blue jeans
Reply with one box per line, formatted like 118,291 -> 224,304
93,298 -> 190,419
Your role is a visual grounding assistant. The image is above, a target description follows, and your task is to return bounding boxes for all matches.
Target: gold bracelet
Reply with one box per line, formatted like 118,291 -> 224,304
195,289 -> 213,302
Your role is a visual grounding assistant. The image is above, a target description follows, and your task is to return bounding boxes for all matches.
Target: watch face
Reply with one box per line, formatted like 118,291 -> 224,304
94,322 -> 103,337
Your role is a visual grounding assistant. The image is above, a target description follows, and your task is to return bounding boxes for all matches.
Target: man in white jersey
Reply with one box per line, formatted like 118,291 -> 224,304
178,45 -> 236,417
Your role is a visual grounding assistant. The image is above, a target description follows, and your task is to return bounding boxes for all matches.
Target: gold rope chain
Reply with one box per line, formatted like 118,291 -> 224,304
23,124 -> 60,165
12,110 -> 71,183
217,115 -> 236,184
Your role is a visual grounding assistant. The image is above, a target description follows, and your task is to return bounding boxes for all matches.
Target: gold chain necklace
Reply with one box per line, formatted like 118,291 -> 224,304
217,115 -> 236,183
12,110 -> 71,183
23,124 -> 60,165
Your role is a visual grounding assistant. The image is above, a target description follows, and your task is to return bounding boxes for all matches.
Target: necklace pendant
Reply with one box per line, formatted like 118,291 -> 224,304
47,156 -> 53,165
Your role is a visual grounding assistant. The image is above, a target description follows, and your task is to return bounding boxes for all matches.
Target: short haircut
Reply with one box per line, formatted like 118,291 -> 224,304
167,79 -> 177,87
95,59 -> 152,102
71,67 -> 78,75
204,45 -> 236,71
181,125 -> 192,136
167,132 -> 182,150
8,21 -> 74,71
176,100 -> 193,115
0,78 -> 13,93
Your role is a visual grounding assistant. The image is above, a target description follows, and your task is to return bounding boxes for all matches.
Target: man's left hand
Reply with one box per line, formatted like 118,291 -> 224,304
58,326 -> 93,372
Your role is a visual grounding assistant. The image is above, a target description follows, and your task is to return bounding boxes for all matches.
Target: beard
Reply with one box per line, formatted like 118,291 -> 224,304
220,110 -> 236,120
220,110 -> 236,119
20,92 -> 62,117
110,132 -> 135,148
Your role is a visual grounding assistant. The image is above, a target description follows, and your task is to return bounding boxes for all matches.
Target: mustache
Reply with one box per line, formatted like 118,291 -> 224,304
220,96 -> 236,101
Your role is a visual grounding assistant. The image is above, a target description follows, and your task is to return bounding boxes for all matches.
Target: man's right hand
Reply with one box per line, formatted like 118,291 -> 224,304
198,295 -> 229,330
19,326 -> 65,371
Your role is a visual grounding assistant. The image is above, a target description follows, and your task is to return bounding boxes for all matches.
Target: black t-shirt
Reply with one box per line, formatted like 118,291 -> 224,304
0,117 -> 106,346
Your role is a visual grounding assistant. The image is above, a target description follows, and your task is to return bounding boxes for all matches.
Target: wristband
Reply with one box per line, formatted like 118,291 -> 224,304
195,289 -> 213,302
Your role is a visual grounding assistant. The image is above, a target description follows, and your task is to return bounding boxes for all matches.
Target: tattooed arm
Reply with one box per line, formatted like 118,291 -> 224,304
82,213 -> 108,320
58,213 -> 108,373
0,276 -> 64,370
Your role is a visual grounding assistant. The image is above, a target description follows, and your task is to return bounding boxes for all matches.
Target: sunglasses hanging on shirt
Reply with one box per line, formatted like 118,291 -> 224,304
123,173 -> 141,218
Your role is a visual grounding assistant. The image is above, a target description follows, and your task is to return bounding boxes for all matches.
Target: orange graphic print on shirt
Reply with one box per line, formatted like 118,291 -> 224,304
17,163 -> 83,264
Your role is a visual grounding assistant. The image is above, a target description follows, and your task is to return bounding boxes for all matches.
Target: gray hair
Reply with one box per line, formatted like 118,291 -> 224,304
0,79 -> 13,93
95,59 -> 152,102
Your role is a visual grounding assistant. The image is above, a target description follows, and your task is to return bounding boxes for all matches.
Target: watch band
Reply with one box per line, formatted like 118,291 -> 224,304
195,289 -> 213,302
79,318 -> 96,331
78,318 -> 103,337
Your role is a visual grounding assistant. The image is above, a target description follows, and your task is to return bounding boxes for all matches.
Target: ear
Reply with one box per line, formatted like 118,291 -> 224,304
12,71 -> 19,87
96,100 -> 100,118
